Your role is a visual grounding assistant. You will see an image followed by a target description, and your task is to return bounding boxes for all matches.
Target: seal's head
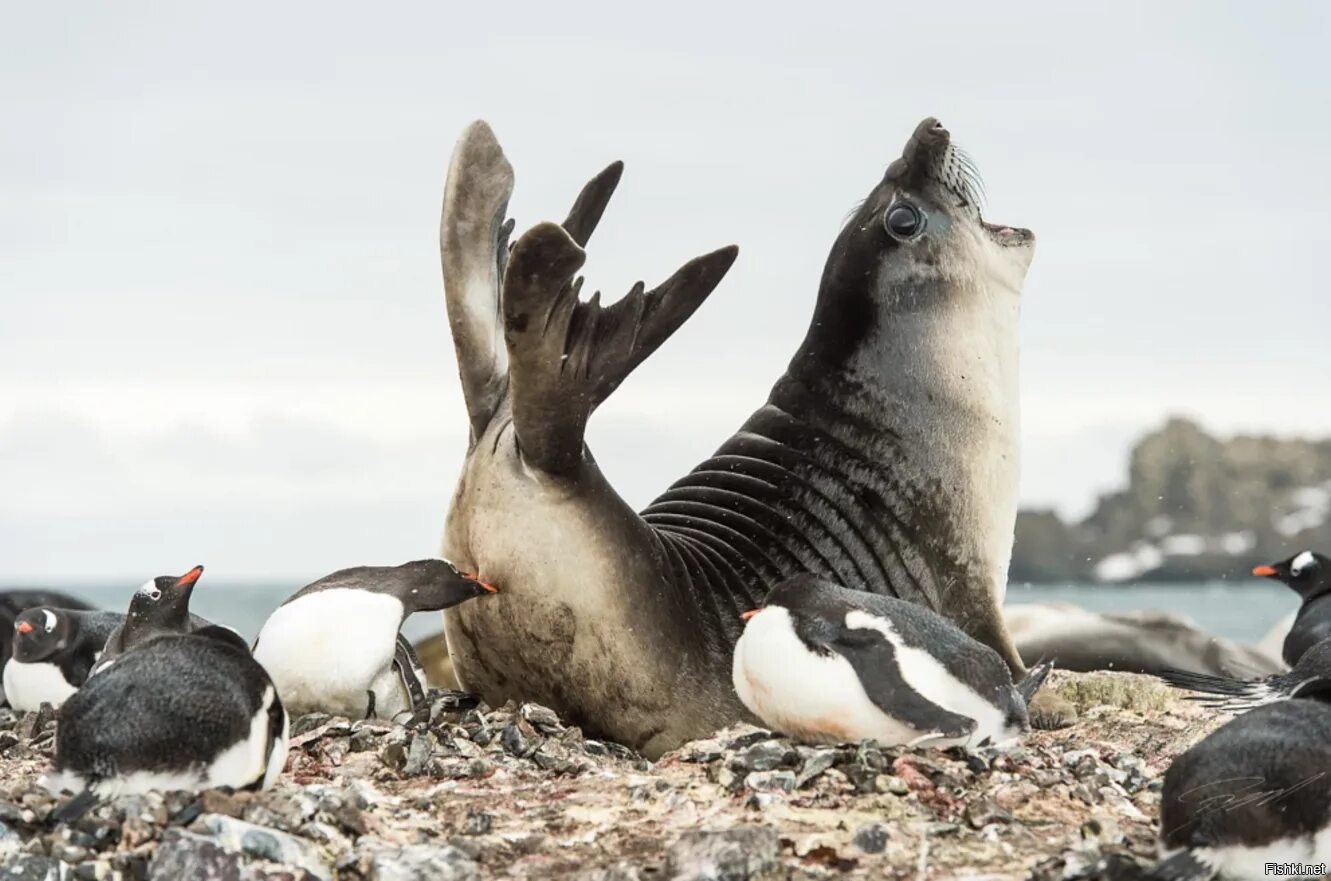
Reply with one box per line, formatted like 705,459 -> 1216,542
807,117 -> 1035,368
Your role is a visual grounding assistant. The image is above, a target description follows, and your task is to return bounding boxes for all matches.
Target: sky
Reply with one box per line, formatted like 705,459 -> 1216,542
3,2 -> 1330,581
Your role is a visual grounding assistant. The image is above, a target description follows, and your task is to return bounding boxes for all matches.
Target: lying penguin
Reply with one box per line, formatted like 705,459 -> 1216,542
1151,698 -> 1331,880
0,589 -> 96,692
1158,637 -> 1331,714
91,565 -> 211,674
49,625 -> 288,816
3,608 -> 125,711
252,559 -> 496,719
1252,550 -> 1331,666
732,575 -> 1052,748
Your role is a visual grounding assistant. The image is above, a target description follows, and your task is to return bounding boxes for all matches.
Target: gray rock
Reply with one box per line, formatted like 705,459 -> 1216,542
731,741 -> 788,773
664,828 -> 780,881
356,839 -> 480,881
149,829 -> 245,881
793,749 -> 836,788
1,856 -> 67,881
853,822 -> 889,854
744,771 -> 795,794
198,814 -> 332,880
402,733 -> 435,777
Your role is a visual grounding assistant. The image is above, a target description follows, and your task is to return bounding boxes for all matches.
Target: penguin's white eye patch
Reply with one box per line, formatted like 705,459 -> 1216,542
136,579 -> 162,600
1293,551 -> 1317,576
42,610 -> 57,632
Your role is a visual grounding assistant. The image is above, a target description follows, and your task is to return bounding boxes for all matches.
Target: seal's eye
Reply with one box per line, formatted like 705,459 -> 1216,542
884,203 -> 925,241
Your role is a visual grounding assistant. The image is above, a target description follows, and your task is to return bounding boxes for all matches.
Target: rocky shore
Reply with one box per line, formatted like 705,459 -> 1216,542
0,671 -> 1223,880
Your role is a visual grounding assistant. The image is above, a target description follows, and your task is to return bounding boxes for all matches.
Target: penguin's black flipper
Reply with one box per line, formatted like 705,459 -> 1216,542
393,634 -> 428,711
1146,851 -> 1216,881
828,627 -> 977,740
50,788 -> 99,825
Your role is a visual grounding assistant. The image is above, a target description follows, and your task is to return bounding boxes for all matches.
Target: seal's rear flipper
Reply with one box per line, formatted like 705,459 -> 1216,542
502,220 -> 738,475
441,121 -> 516,440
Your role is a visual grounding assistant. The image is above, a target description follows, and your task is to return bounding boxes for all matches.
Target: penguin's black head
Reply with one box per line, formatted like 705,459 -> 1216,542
12,607 -> 73,662
125,565 -> 204,633
1253,551 -> 1331,599
742,574 -> 856,655
397,558 -> 497,614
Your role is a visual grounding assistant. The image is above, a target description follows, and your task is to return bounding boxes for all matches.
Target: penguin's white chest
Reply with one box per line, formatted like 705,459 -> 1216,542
253,589 -> 404,718
3,660 -> 78,711
732,608 -> 1013,748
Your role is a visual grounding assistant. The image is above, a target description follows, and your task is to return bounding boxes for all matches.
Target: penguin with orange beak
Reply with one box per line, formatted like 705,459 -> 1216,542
732,575 -> 1052,748
252,559 -> 497,720
3,608 -> 125,710
1252,550 -> 1331,666
89,565 -> 213,675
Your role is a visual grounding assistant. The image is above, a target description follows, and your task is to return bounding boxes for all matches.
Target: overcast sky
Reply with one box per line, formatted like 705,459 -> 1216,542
3,2 -> 1329,581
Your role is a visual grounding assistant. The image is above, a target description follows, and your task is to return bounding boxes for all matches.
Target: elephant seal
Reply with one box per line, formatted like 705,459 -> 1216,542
440,117 -> 1054,757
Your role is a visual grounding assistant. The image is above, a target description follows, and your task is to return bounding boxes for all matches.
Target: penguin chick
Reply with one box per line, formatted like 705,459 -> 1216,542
732,575 -> 1052,748
48,626 -> 288,814
92,565 -> 211,674
1150,699 -> 1331,880
4,608 -> 124,711
252,559 -> 496,719
1158,638 -> 1331,714
1252,550 -> 1331,666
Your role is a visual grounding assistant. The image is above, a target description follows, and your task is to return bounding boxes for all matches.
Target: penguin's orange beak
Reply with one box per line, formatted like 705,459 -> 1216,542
464,572 -> 498,593
16,621 -> 33,634
740,609 -> 760,621
1253,565 -> 1278,578
176,565 -> 204,588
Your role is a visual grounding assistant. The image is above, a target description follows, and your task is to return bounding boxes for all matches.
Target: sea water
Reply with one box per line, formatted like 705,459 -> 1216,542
2,579 -> 1300,645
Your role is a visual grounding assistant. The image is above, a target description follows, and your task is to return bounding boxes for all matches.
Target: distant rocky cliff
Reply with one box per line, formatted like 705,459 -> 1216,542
1010,418 -> 1331,584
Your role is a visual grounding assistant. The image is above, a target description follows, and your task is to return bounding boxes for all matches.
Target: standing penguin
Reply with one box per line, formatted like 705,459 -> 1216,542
3,608 -> 125,711
252,559 -> 496,719
1150,698 -> 1331,880
732,575 -> 1052,748
92,565 -> 211,674
49,625 -> 288,814
1252,550 -> 1331,666
1158,638 -> 1331,715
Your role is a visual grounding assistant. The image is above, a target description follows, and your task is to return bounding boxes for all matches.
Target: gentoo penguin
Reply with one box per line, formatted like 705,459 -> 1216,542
252,559 -> 496,719
0,589 -> 96,698
1150,699 -> 1331,880
91,565 -> 211,674
1252,550 -> 1331,666
48,625 -> 288,816
3,608 -> 124,711
732,575 -> 1053,748
1158,638 -> 1331,714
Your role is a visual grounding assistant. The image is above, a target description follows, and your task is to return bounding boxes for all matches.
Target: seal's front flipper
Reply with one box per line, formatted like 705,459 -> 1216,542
502,219 -> 738,476
441,120 -> 516,440
393,634 -> 429,711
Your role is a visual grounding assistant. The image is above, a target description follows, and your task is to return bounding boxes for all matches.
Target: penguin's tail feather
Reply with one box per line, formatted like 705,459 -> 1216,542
1016,657 -> 1055,707
1155,669 -> 1277,712
1146,850 -> 1217,881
